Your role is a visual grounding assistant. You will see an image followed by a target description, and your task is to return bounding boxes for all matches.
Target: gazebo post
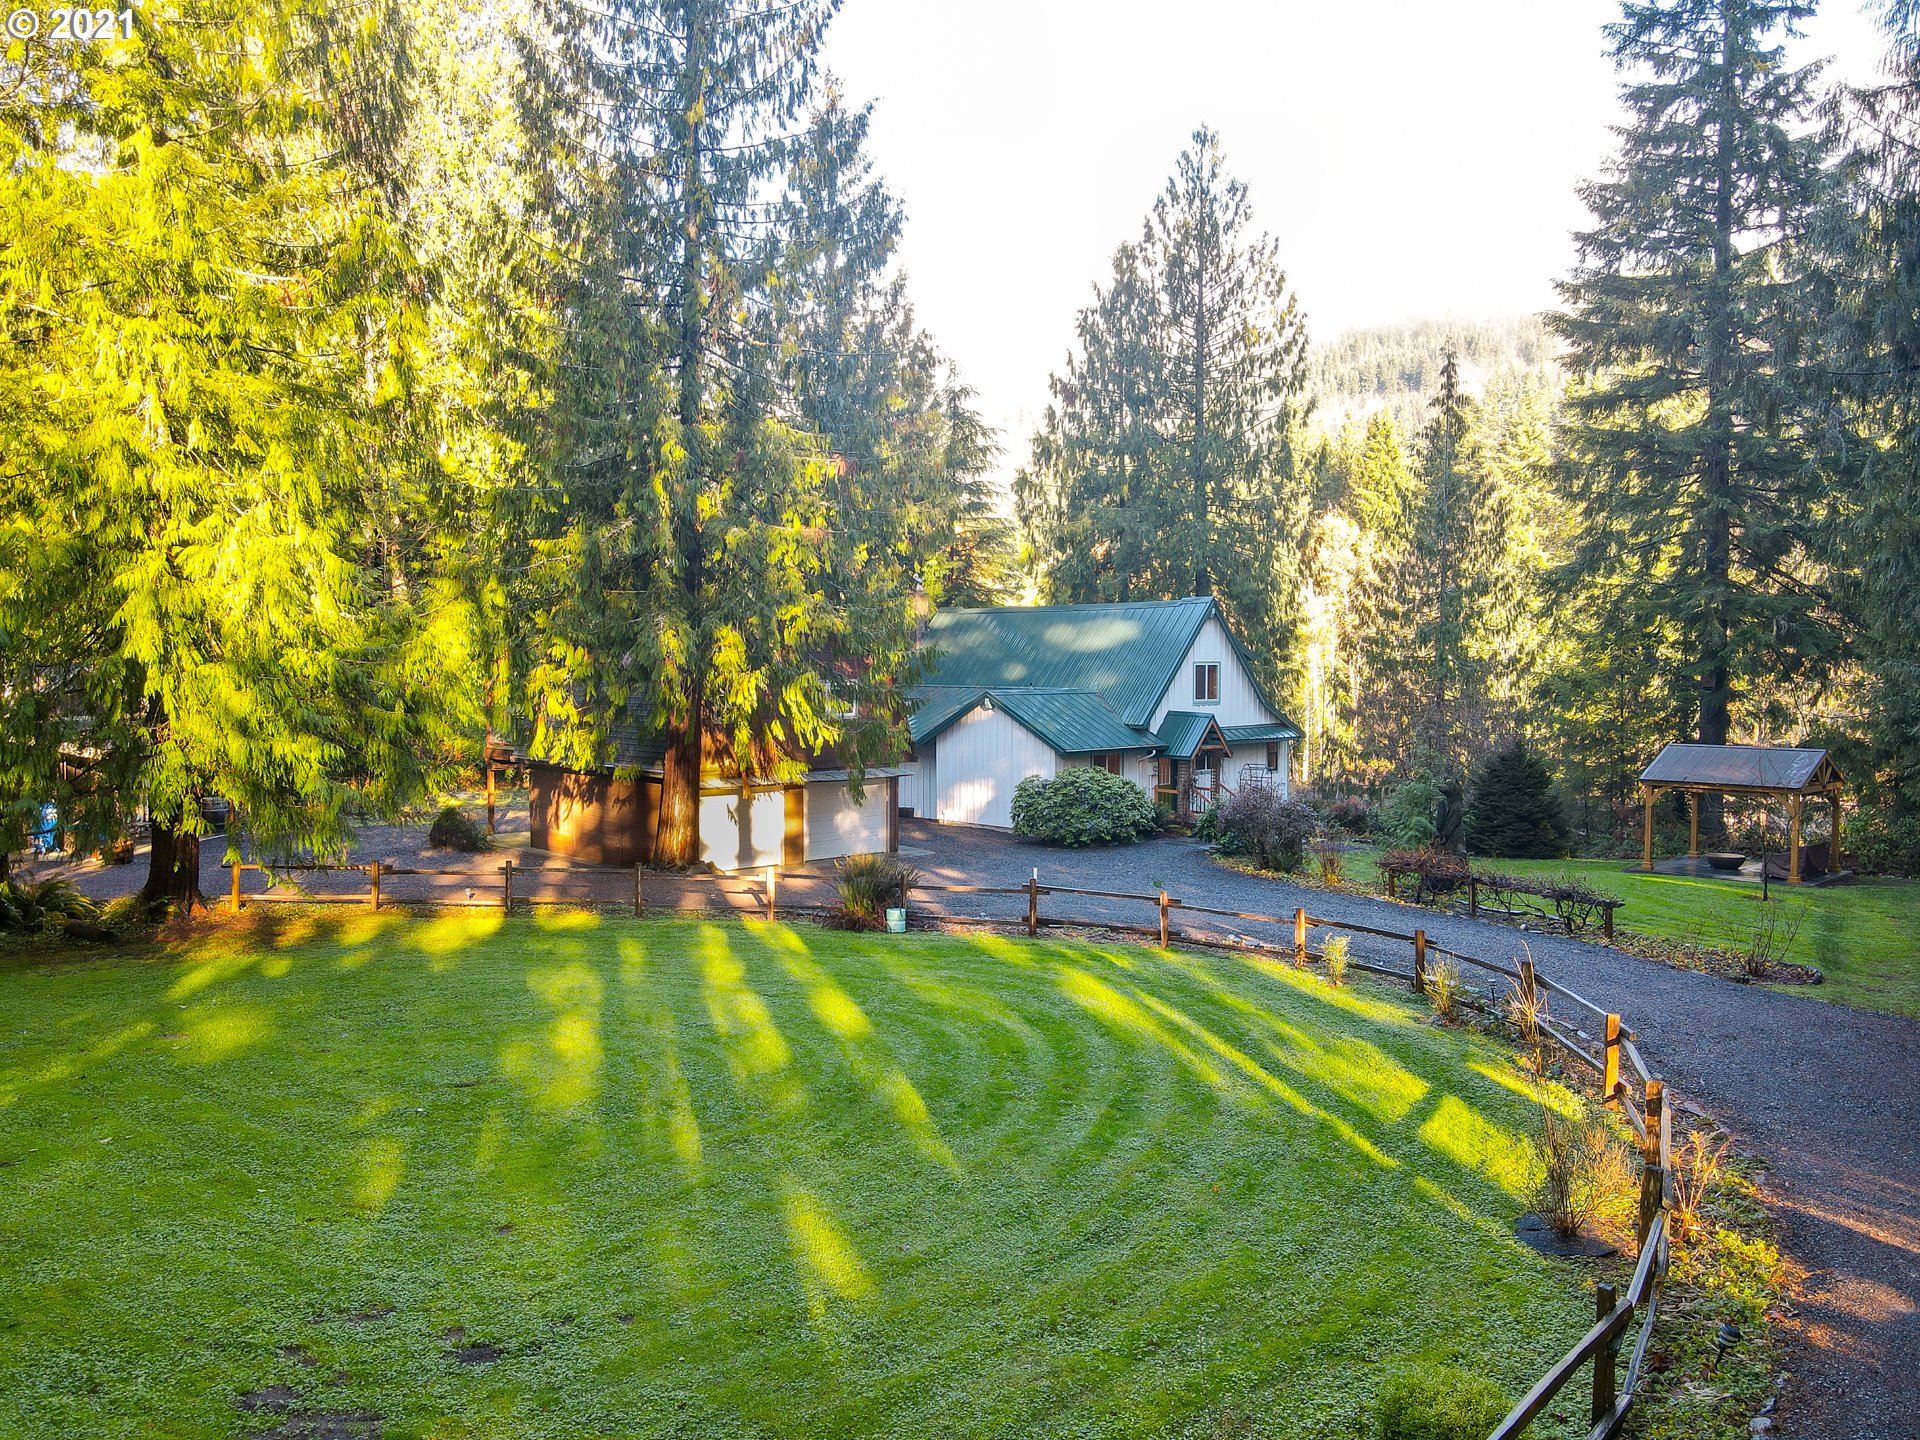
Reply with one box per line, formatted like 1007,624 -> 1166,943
1641,783 -> 1656,872
1788,794 -> 1804,885
1832,786 -> 1844,870
1688,792 -> 1700,859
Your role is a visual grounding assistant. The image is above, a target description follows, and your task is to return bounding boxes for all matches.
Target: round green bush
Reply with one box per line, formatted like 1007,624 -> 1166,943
1375,1363 -> 1511,1440
1378,779 -> 1440,849
427,805 -> 493,852
1010,767 -> 1158,846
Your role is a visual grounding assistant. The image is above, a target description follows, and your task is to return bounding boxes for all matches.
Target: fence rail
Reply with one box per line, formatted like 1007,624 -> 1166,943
223,855 -> 1673,1438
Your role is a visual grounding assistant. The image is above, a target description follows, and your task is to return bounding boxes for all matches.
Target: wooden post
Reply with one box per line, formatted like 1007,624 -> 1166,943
765,864 -> 777,921
1641,783 -> 1656,872
1293,908 -> 1308,967
1832,788 -> 1844,870
1788,795 -> 1803,885
1412,929 -> 1427,995
486,763 -> 497,836
370,859 -> 381,911
230,860 -> 243,914
1468,876 -> 1478,918
1027,870 -> 1039,938
502,859 -> 513,914
1592,1282 -> 1619,1427
1604,903 -> 1615,942
1603,1014 -> 1622,1105
1688,792 -> 1700,858
633,864 -> 644,919
1639,1078 -> 1666,1246
1158,890 -> 1170,948
1386,868 -> 1397,900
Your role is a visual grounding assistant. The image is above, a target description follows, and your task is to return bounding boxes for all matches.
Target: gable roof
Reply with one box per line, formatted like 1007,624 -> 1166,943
919,597 -> 1284,729
1639,743 -> 1841,793
1154,711 -> 1230,760
909,686 -> 1153,755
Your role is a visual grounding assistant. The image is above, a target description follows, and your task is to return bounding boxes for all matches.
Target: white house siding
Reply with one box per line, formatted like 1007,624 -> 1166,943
1149,618 -> 1273,730
1222,741 -> 1292,799
698,787 -> 788,872
899,746 -> 937,818
805,778 -> 892,860
937,704 -> 1057,828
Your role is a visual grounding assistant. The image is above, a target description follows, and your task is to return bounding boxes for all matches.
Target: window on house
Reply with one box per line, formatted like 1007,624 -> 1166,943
1194,663 -> 1219,703
1104,753 -> 1123,776
1266,742 -> 1281,772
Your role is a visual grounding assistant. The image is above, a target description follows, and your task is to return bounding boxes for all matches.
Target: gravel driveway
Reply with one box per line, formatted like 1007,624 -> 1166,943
900,821 -> 1920,1440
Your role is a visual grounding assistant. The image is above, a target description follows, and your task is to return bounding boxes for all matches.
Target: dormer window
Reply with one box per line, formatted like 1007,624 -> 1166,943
1193,663 -> 1220,703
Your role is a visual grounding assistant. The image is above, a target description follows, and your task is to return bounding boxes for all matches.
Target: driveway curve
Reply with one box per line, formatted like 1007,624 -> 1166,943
899,821 -> 1920,1440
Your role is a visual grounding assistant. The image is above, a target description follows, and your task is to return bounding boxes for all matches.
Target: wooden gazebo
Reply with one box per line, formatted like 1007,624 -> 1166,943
1638,743 -> 1845,885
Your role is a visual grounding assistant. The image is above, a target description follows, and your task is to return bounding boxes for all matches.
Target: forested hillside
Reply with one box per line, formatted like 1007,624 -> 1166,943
1307,316 -> 1562,435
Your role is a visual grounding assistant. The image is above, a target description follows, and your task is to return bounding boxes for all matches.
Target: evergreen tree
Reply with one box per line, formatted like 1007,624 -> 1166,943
1552,0 -> 1836,822
1814,0 -> 1920,806
1017,128 -> 1310,695
1465,741 -> 1572,858
0,0 -> 477,906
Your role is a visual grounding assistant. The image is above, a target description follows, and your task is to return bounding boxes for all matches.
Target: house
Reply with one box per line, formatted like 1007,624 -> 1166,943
516,732 -> 901,873
901,597 -> 1300,828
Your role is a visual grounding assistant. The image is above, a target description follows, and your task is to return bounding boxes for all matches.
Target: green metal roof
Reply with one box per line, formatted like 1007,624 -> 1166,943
906,685 -> 989,746
1154,711 -> 1228,760
992,689 -> 1155,755
1222,721 -> 1303,744
921,597 -> 1220,727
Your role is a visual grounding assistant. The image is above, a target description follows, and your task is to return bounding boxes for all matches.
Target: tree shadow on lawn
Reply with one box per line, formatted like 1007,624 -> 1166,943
0,910 -> 1594,1440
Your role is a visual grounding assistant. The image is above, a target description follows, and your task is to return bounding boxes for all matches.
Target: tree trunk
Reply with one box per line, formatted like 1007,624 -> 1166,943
654,712 -> 702,868
143,821 -> 202,913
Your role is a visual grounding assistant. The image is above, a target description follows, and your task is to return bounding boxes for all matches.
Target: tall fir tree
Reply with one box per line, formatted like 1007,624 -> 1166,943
1552,0 -> 1837,828
1017,128 -> 1310,696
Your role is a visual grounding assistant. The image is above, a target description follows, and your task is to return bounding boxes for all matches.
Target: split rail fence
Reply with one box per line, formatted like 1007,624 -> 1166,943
225,859 -> 1675,1439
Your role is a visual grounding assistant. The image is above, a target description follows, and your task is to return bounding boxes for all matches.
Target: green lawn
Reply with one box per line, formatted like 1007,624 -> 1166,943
1335,849 -> 1920,1019
0,913 -> 1592,1439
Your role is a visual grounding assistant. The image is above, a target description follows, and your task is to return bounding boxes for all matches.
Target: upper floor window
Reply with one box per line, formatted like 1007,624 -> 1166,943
1193,663 -> 1220,703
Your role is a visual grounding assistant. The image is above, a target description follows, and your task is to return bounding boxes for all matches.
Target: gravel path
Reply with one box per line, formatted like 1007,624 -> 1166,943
901,822 -> 1920,1440
35,813 -> 1918,1437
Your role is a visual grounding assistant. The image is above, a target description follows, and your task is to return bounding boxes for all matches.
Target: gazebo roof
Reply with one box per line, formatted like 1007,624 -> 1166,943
1639,743 -> 1842,794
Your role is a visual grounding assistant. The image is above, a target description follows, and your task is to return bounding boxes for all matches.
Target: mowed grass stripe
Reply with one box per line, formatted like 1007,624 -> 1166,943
0,915 -> 1590,1439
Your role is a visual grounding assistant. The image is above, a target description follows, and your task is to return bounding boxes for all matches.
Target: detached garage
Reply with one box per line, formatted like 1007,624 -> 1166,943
523,736 -> 901,871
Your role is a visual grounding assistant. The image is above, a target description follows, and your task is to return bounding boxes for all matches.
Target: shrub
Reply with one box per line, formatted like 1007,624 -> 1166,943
1425,958 -> 1463,1022
1215,788 -> 1319,872
427,805 -> 493,852
1322,933 -> 1349,987
1852,805 -> 1920,876
1009,768 -> 1158,847
1324,793 -> 1376,836
0,878 -> 98,931
1378,779 -> 1439,849
100,893 -> 156,936
825,853 -> 920,930
1375,1364 -> 1511,1440
1531,1100 -> 1630,1239
1311,840 -> 1345,887
1464,742 -> 1571,859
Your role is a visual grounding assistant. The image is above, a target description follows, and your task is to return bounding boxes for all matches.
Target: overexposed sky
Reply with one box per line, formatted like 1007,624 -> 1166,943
821,0 -> 1893,479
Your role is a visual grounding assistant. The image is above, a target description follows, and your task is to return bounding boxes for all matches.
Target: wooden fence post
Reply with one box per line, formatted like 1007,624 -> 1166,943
370,859 -> 381,911
1386,869 -> 1397,900
633,865 -> 644,919
1027,870 -> 1039,938
1412,929 -> 1427,995
502,860 -> 513,915
230,860 -> 243,914
1158,890 -> 1170,948
1591,1282 -> 1619,1427
765,865 -> 777,921
1293,908 -> 1308,967
1603,1014 -> 1622,1105
1604,903 -> 1615,942
1639,1078 -> 1666,1247
1468,877 -> 1479,918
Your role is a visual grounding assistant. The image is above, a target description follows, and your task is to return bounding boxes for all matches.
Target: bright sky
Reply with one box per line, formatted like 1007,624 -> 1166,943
821,0 -> 1894,480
